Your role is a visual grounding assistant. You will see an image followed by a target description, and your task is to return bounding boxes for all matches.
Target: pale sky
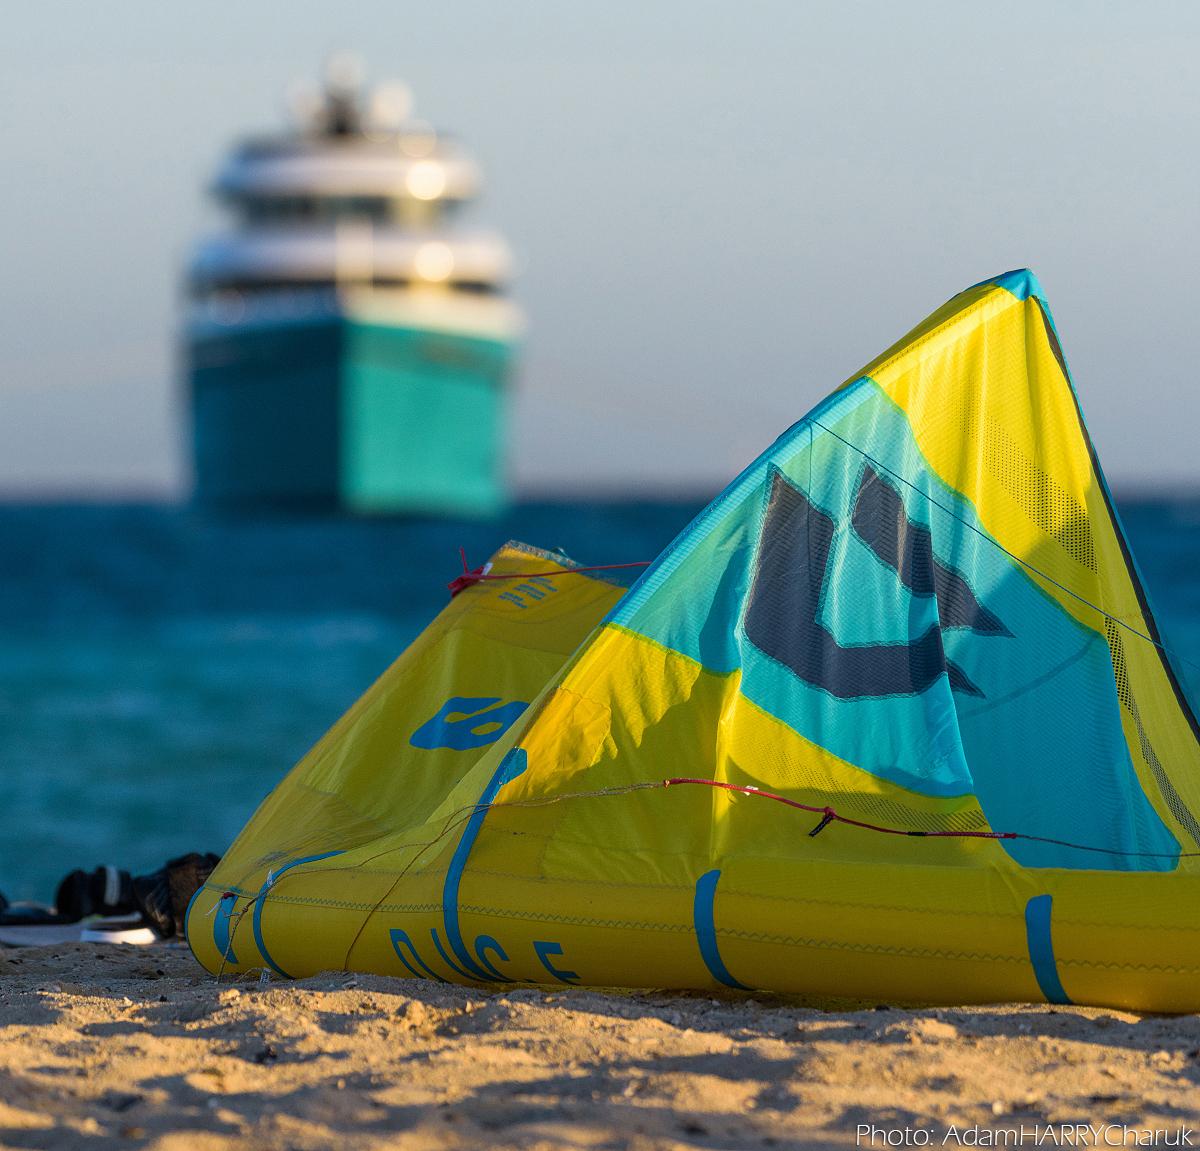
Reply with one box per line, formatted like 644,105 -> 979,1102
2,1 -> 1199,497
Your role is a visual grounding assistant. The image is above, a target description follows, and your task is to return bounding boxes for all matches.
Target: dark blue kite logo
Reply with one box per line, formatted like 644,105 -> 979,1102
744,466 -> 1011,700
410,696 -> 529,751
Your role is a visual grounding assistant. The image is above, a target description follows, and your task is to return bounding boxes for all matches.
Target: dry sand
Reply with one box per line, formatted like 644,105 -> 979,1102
2,944 -> 1200,1150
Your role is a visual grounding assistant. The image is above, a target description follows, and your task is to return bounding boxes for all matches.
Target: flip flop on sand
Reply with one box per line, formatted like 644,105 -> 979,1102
0,852 -> 220,948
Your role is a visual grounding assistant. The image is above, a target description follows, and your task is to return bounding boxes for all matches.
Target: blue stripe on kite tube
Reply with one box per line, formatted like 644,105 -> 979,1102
441,748 -> 529,982
693,870 -> 751,991
1024,894 -> 1073,1006
182,884 -> 205,948
251,851 -> 343,979
214,892 -> 239,965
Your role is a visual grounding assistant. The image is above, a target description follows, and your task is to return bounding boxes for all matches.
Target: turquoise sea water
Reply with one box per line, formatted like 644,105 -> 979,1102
0,502 -> 701,901
1,498 -> 1199,902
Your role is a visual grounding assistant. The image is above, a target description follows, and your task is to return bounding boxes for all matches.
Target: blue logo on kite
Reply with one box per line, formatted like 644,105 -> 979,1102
410,696 -> 529,751
745,465 -> 1011,700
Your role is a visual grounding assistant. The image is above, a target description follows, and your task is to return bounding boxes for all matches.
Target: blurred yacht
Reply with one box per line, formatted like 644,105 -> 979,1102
185,54 -> 519,515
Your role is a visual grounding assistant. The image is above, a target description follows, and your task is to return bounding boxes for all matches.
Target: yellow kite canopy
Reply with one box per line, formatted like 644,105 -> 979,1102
188,271 -> 1200,1012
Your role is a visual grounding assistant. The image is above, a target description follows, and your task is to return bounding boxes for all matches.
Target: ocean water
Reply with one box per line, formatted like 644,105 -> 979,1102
0,501 -> 702,902
2,498 -> 1199,903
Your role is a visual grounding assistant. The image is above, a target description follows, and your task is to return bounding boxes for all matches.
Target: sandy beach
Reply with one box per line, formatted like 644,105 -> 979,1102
1,945 -> 1199,1150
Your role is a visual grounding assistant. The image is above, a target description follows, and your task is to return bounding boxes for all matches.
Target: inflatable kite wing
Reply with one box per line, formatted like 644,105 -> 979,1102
189,270 -> 1200,1012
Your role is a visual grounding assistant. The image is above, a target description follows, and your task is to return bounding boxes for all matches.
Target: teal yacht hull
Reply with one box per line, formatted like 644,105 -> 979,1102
188,312 -> 513,517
